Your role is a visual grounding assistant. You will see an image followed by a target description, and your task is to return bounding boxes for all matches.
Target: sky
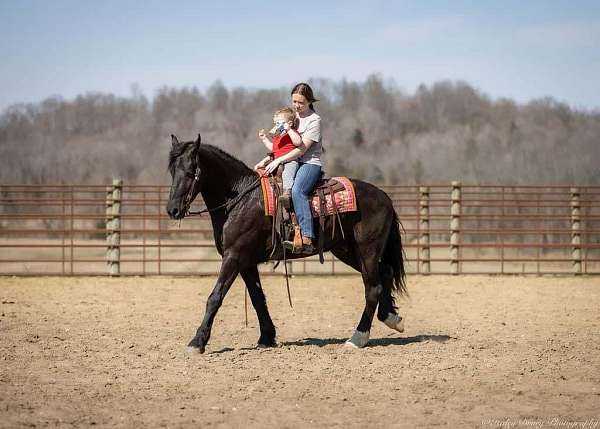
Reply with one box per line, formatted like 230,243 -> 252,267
1,0 -> 599,111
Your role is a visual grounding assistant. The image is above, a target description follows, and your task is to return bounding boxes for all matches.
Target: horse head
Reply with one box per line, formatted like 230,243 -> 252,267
166,133 -> 202,219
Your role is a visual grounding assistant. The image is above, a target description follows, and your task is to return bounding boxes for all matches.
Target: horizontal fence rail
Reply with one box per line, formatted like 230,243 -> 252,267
1,182 -> 599,276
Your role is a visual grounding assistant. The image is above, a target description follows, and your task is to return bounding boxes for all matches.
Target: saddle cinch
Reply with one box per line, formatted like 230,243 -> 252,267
257,166 -> 357,263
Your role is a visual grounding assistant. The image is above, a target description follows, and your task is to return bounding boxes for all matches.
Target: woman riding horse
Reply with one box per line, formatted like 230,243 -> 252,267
167,135 -> 406,352
263,83 -> 323,255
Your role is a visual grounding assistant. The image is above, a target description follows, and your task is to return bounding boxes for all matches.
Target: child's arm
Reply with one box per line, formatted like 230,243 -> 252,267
286,127 -> 303,147
258,129 -> 273,152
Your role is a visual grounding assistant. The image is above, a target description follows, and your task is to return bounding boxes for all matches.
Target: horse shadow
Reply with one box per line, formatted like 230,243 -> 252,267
280,334 -> 455,348
207,335 -> 455,354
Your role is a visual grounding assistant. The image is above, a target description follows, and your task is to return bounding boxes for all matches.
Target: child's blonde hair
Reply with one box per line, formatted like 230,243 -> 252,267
274,107 -> 298,127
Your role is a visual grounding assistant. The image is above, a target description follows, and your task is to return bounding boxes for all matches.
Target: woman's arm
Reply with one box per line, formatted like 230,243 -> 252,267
263,144 -> 306,175
263,117 -> 321,174
298,116 -> 320,152
276,145 -> 305,163
254,155 -> 271,171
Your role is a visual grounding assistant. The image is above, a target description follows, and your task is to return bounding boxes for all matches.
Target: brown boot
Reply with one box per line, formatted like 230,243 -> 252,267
298,238 -> 315,255
283,237 -> 315,255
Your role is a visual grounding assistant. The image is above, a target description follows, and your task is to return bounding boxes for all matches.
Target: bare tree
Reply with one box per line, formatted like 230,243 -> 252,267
1,77 -> 598,186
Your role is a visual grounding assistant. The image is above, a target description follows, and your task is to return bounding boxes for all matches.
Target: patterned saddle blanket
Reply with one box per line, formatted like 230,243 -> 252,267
258,172 -> 357,217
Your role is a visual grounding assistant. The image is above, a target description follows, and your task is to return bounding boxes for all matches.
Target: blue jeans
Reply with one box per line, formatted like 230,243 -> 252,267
292,163 -> 322,239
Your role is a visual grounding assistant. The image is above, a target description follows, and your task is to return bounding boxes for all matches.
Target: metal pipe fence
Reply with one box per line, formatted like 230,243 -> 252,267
1,183 -> 599,276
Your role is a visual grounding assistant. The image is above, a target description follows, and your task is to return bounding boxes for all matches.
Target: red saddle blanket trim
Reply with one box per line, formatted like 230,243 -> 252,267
259,173 -> 357,217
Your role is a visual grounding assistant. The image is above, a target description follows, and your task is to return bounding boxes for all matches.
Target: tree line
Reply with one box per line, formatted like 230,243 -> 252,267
1,75 -> 599,185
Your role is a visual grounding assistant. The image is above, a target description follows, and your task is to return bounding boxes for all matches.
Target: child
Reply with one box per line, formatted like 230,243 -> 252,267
254,107 -> 303,207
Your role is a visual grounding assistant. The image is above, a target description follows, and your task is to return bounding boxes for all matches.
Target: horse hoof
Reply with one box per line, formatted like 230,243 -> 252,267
384,313 -> 405,333
187,339 -> 206,354
257,335 -> 276,348
344,330 -> 370,348
186,346 -> 202,354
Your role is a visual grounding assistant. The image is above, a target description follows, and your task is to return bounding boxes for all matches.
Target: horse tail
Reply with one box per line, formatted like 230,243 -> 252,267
382,210 -> 408,297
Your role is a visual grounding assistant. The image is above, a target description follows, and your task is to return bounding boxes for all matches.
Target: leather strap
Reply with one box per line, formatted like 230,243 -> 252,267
317,188 -> 326,264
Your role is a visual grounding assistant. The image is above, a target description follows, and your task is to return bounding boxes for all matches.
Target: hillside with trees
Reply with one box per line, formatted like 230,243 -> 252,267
1,75 -> 599,185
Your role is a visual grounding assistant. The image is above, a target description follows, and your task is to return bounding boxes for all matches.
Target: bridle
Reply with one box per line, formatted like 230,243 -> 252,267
181,165 -> 262,218
182,166 -> 202,216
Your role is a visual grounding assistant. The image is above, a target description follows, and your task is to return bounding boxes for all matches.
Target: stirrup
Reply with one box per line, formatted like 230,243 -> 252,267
283,241 -> 315,255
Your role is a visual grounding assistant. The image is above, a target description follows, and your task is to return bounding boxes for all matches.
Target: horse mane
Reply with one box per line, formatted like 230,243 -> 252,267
168,140 -> 253,178
199,144 -> 253,175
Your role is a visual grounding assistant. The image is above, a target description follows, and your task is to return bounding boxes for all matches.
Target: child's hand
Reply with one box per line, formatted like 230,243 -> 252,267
258,129 -> 267,140
282,121 -> 292,131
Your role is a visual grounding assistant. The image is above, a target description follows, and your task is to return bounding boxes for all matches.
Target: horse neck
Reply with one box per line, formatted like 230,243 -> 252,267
197,147 -> 254,209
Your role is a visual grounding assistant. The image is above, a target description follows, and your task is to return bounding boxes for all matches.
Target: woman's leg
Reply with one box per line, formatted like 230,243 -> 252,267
291,163 -> 322,239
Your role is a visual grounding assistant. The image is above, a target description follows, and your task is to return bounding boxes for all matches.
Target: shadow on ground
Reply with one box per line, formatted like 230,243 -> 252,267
282,334 -> 455,348
207,335 -> 455,354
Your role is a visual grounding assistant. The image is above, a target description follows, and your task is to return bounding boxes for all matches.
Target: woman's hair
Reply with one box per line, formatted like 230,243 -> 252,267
291,82 -> 318,111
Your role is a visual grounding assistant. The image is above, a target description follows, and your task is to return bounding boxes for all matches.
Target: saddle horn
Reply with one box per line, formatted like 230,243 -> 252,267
195,134 -> 202,145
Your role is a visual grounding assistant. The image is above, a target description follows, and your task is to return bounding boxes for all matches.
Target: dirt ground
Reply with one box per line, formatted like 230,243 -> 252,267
1,275 -> 599,428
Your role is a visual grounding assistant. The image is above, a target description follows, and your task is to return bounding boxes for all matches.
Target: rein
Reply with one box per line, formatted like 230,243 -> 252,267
183,167 -> 262,217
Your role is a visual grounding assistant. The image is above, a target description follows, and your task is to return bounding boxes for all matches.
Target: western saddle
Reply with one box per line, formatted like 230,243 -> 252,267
265,165 -> 346,264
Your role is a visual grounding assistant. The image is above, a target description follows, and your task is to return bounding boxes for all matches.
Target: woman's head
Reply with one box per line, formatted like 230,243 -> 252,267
291,82 -> 318,115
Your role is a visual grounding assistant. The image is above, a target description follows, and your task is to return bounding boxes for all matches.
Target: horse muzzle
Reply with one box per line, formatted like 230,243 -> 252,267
166,200 -> 186,220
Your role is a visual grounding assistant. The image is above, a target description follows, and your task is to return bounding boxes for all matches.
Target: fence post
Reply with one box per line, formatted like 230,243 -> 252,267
419,186 -> 430,274
450,181 -> 461,274
106,179 -> 123,276
571,187 -> 582,274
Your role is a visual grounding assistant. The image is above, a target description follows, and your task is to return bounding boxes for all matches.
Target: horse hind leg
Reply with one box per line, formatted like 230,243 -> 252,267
350,261 -> 406,345
346,257 -> 384,349
330,245 -> 377,348
377,263 -> 405,333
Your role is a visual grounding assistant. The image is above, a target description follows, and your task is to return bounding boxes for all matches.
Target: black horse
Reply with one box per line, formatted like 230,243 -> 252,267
166,134 -> 407,353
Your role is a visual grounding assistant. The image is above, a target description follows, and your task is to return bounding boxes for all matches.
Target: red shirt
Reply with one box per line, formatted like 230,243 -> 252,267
272,133 -> 296,158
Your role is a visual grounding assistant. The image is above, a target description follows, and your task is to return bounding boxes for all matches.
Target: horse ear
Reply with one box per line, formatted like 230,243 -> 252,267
195,133 -> 202,145
171,134 -> 179,146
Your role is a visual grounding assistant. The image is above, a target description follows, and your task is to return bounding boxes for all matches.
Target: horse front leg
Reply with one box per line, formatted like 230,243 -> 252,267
240,266 -> 276,348
188,254 -> 239,353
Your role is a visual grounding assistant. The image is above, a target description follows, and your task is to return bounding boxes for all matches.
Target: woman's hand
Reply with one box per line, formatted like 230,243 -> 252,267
253,156 -> 270,172
264,158 -> 282,175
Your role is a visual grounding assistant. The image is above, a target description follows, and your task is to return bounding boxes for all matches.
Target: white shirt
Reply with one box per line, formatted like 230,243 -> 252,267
297,111 -> 322,166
